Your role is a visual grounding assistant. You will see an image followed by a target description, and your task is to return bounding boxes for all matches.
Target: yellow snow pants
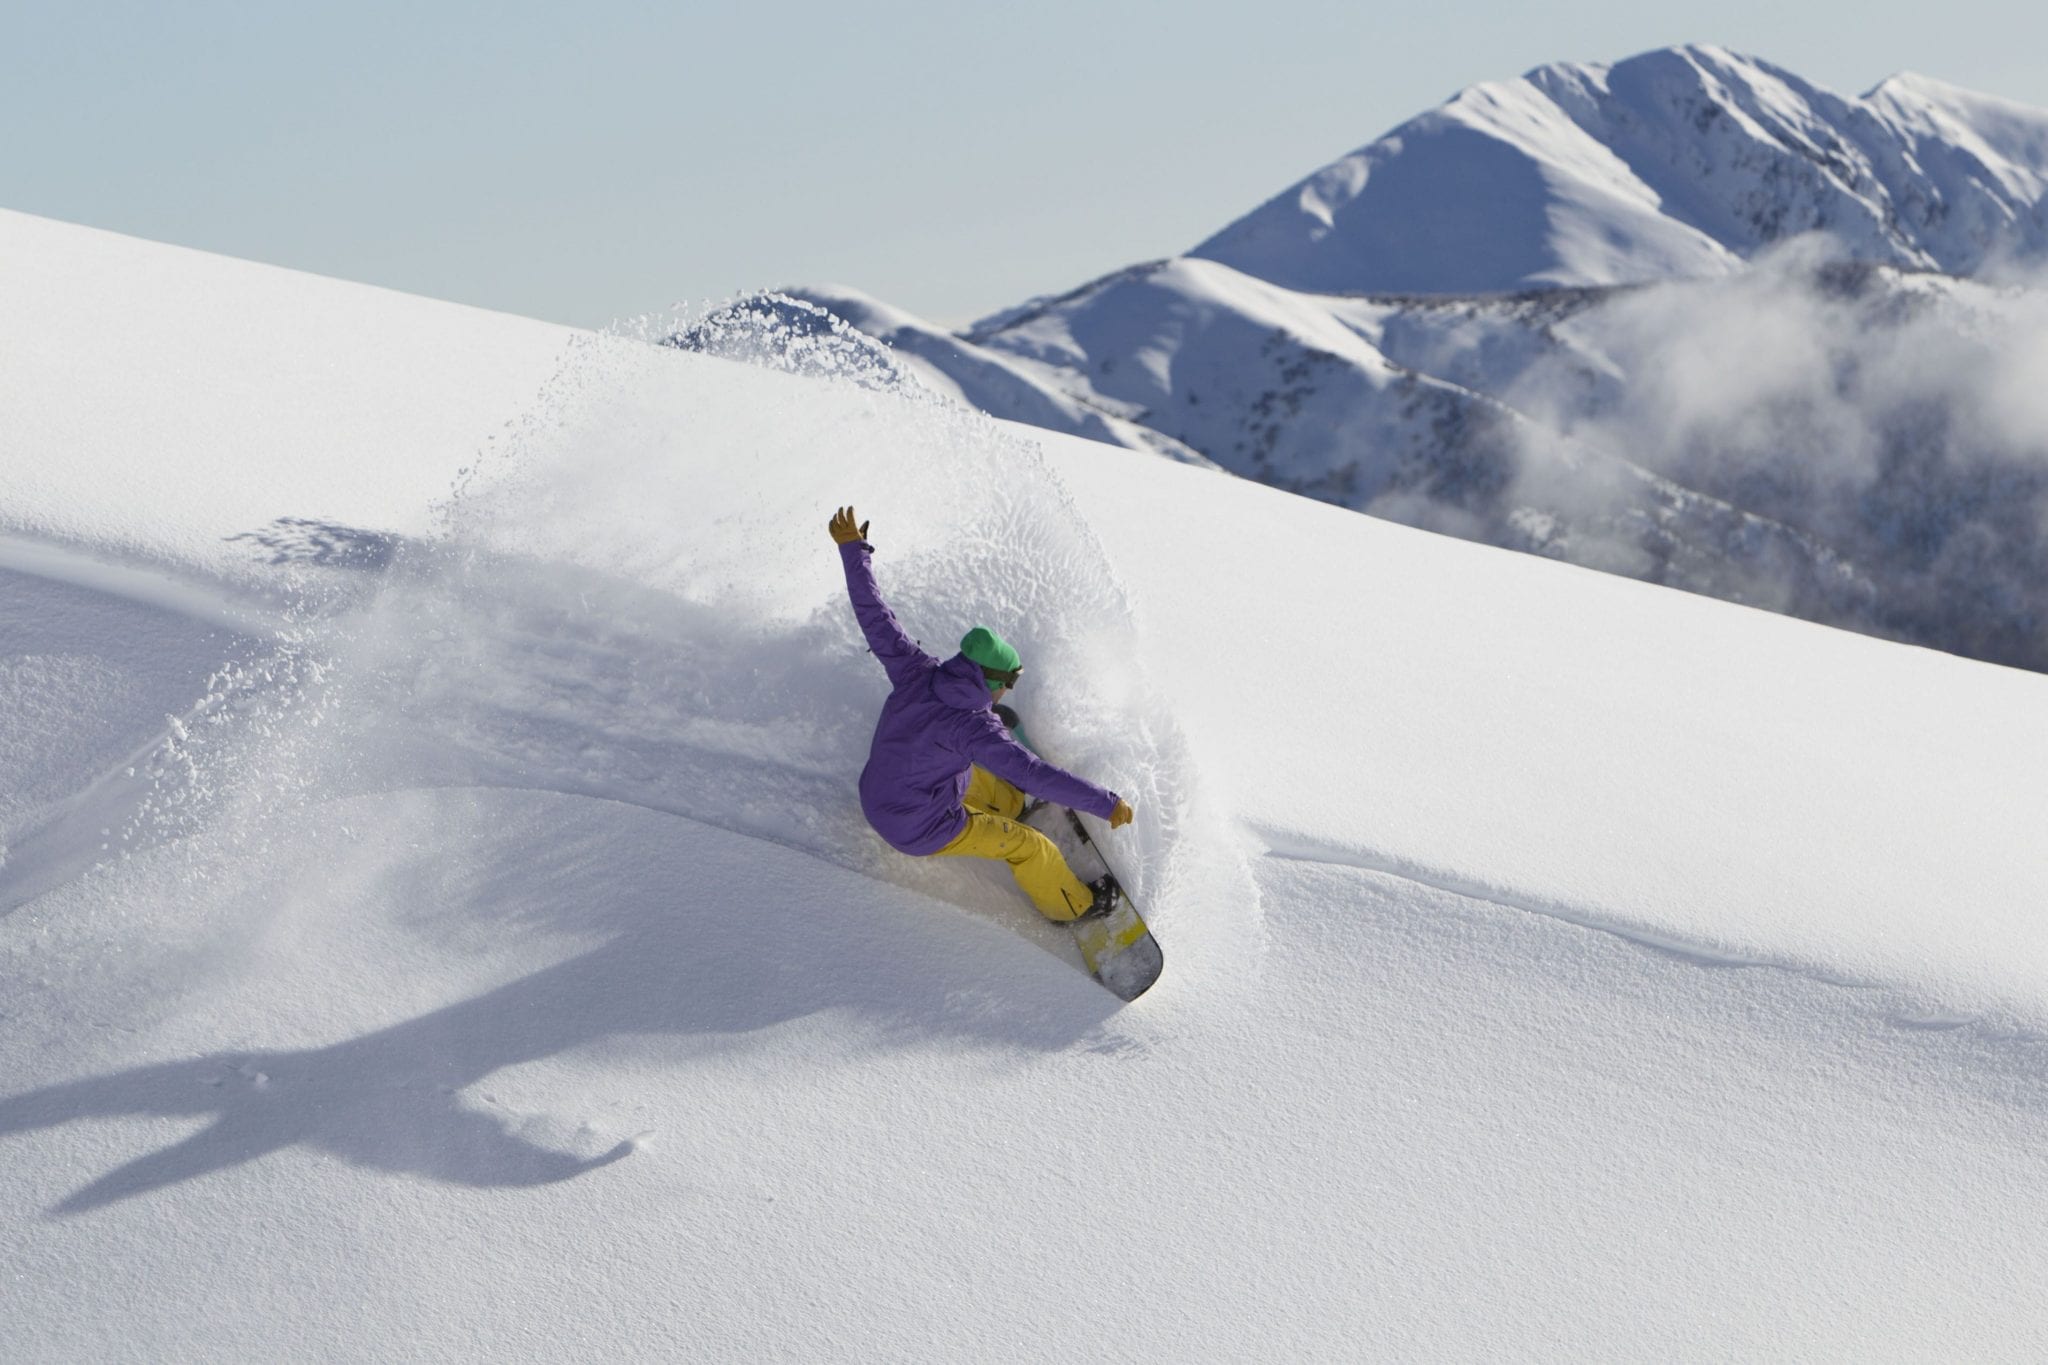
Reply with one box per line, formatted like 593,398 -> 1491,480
932,767 -> 1096,921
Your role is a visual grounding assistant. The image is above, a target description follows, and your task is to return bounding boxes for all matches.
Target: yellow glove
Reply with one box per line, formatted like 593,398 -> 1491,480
1109,800 -> 1134,830
829,506 -> 869,545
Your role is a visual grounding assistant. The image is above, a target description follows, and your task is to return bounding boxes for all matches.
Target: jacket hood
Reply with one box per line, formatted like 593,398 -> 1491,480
934,653 -> 997,711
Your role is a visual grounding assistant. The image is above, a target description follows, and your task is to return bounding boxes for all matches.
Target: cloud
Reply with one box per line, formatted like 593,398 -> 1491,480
1496,238 -> 2048,669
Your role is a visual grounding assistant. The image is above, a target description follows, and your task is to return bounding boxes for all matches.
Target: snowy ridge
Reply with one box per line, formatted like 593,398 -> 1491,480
746,284 -> 1214,467
7,212 -> 2048,1359
790,255 -> 1886,646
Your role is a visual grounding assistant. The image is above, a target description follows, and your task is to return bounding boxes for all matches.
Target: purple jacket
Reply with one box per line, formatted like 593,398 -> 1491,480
840,541 -> 1119,855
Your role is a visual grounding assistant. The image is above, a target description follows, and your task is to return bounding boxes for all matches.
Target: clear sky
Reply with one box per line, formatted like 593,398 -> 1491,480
8,1 -> 2047,330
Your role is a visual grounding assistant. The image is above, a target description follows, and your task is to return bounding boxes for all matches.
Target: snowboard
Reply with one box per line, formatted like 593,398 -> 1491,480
996,705 -> 1163,1002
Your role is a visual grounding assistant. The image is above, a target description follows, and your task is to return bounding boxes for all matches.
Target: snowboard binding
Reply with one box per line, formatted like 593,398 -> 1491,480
1072,875 -> 1120,923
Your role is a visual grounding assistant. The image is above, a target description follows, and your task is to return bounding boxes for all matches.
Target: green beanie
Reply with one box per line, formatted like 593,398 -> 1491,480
960,626 -> 1022,693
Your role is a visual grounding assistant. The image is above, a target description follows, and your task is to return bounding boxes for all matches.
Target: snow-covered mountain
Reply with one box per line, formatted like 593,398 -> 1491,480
1193,44 -> 2048,294
768,46 -> 2048,671
10,208 -> 2048,1358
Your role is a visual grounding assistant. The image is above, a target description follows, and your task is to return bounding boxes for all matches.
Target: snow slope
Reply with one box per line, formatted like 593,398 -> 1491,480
7,211 -> 2048,1360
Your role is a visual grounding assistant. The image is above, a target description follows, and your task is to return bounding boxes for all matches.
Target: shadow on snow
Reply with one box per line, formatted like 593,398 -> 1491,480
2,800 -> 1121,1218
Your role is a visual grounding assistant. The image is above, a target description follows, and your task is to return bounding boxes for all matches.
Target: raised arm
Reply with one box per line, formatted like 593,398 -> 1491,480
831,506 -> 930,688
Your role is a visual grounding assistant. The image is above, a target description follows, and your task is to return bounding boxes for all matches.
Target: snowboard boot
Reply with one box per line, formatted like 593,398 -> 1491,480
1071,875 -> 1120,923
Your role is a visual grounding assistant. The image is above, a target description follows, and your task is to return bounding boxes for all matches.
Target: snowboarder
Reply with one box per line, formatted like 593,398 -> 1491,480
830,505 -> 1133,921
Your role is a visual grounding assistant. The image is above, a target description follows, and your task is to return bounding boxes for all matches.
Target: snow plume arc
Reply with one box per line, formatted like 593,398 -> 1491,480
433,300 -> 1258,990
113,301 -> 1258,995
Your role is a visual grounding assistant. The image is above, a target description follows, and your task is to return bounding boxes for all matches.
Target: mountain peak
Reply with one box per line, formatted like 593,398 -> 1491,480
1189,45 -> 2048,295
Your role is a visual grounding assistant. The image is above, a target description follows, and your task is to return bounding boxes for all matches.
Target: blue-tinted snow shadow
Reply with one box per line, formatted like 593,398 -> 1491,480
0,800 -> 1119,1218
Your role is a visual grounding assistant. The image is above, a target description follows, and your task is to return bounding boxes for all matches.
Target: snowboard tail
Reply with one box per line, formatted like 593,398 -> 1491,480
1055,807 -> 1162,1002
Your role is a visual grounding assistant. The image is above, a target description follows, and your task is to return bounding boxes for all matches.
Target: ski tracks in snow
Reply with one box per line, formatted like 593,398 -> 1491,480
1250,823 -> 2046,1044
